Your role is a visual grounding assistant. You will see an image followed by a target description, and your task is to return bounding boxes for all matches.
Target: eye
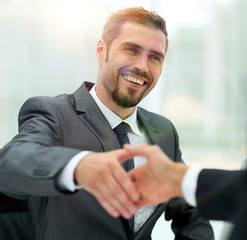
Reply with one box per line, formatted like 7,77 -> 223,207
149,55 -> 161,62
126,47 -> 137,54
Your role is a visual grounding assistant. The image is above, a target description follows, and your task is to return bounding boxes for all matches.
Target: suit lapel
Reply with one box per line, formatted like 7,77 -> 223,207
137,107 -> 161,146
73,82 -> 120,152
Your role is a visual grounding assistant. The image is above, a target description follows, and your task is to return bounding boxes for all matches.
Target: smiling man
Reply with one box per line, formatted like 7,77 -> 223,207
0,7 -> 214,240
96,21 -> 166,118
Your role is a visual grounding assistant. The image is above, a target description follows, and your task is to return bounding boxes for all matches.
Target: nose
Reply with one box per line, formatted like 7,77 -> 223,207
132,54 -> 148,73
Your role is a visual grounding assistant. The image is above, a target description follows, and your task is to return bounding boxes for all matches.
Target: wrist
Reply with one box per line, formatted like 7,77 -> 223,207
169,163 -> 188,197
74,152 -> 94,186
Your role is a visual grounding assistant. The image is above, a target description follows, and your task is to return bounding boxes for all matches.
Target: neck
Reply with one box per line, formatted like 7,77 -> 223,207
113,106 -> 136,120
95,84 -> 135,120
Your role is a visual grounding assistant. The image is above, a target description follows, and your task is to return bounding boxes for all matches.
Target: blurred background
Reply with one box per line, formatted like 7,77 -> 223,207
0,0 -> 246,239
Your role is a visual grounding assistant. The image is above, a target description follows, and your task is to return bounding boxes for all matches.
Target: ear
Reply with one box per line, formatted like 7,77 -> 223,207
96,39 -> 107,63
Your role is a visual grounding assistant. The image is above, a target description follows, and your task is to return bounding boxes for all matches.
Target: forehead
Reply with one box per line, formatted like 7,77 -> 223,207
112,22 -> 167,54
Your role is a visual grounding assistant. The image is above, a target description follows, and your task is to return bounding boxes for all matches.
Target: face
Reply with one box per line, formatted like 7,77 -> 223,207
96,22 -> 167,109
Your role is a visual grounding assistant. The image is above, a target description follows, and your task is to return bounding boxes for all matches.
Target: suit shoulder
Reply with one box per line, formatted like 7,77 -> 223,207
137,107 -> 174,127
20,94 -> 71,112
18,94 -> 75,127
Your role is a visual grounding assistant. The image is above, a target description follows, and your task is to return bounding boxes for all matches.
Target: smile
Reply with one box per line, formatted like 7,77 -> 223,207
122,74 -> 146,86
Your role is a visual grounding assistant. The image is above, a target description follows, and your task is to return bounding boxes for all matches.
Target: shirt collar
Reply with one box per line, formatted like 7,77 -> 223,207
90,85 -> 141,136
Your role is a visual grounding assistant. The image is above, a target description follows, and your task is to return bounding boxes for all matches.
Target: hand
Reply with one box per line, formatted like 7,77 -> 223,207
74,149 -> 140,219
124,144 -> 188,208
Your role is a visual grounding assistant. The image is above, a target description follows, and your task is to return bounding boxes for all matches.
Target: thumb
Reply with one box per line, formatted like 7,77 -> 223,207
124,143 -> 151,159
115,148 -> 134,164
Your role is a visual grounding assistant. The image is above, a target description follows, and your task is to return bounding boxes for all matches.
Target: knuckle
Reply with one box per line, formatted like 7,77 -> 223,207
102,158 -> 115,170
96,166 -> 107,175
107,160 -> 115,168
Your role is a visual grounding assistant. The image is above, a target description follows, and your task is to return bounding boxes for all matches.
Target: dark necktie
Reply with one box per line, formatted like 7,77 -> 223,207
113,122 -> 135,235
113,122 -> 135,171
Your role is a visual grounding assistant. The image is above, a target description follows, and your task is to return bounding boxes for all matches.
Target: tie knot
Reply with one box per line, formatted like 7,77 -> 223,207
113,122 -> 129,136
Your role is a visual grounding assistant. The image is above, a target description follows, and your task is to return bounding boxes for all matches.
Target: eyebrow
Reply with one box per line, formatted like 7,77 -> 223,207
150,50 -> 165,59
121,41 -> 165,59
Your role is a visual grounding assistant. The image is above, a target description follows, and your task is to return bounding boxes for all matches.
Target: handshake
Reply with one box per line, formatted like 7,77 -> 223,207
74,144 -> 188,219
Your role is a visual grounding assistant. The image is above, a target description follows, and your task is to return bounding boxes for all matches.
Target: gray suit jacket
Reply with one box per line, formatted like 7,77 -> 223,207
0,82 -> 214,240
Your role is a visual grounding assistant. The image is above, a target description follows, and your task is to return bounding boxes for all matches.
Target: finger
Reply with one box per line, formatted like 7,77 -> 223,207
134,197 -> 157,209
115,147 -> 135,164
92,188 -> 121,218
84,169 -> 135,218
90,159 -> 138,218
99,173 -> 137,219
89,177 -> 132,218
85,179 -> 121,218
112,163 -> 140,203
123,143 -> 153,160
130,184 -> 166,207
115,144 -> 150,164
128,166 -> 167,206
108,150 -> 141,203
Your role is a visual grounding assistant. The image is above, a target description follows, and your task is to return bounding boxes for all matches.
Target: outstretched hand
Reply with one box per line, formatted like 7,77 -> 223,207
124,144 -> 188,209
74,149 -> 140,219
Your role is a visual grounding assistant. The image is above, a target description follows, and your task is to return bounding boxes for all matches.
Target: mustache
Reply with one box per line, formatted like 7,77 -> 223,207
119,66 -> 151,82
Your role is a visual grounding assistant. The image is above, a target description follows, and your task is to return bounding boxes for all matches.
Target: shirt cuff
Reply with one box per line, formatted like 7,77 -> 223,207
181,166 -> 202,207
57,151 -> 92,192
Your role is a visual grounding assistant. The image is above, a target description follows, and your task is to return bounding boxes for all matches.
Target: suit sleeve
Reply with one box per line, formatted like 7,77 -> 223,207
0,97 -> 81,199
165,124 -> 215,240
196,169 -> 247,221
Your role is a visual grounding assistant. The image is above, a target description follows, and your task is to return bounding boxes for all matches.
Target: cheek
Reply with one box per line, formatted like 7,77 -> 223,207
155,65 -> 163,79
149,67 -> 162,83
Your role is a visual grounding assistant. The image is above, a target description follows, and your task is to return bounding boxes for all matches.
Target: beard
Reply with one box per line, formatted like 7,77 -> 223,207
110,66 -> 152,108
111,86 -> 145,108
102,65 -> 153,108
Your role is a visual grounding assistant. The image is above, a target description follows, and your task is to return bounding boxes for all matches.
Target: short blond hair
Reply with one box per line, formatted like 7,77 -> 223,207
102,7 -> 168,51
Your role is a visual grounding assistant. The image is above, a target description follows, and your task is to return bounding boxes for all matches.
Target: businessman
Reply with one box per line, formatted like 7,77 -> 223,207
0,7 -> 214,240
125,144 -> 247,240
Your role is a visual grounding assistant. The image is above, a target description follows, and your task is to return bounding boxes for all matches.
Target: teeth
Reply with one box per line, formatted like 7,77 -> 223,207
123,75 -> 144,85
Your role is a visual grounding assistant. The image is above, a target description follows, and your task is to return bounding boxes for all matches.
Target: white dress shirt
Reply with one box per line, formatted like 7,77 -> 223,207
58,85 -> 156,233
182,166 -> 202,207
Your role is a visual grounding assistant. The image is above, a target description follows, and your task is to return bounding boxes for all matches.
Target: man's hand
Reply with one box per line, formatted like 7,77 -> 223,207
74,150 -> 140,219
125,144 -> 188,208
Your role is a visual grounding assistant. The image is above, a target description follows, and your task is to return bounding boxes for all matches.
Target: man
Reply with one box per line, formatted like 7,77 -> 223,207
0,8 -> 214,240
124,144 -> 247,240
